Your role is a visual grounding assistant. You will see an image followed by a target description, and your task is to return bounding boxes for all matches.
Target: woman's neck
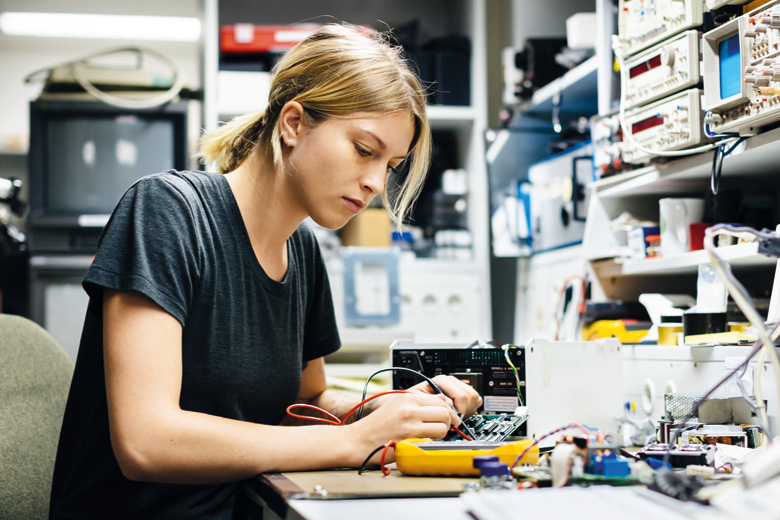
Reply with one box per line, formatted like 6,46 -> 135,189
224,156 -> 303,272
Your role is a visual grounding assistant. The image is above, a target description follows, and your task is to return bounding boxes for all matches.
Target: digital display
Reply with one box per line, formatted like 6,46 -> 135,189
629,55 -> 663,79
719,34 -> 741,100
632,114 -> 665,134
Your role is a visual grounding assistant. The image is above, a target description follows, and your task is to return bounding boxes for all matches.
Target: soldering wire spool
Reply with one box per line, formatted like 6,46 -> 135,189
658,315 -> 684,346
683,312 -> 727,339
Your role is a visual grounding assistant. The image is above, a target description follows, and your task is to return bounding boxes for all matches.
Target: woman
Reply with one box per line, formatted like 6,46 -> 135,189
49,24 -> 481,519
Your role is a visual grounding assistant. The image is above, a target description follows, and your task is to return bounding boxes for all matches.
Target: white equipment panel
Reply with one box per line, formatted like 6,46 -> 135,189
524,338 -> 623,443
327,255 -> 485,351
618,0 -> 704,57
624,30 -> 702,110
622,345 -> 779,434
623,88 -> 705,164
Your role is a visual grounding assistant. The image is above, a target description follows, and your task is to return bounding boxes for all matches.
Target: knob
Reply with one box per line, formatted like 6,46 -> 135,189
661,46 -> 675,67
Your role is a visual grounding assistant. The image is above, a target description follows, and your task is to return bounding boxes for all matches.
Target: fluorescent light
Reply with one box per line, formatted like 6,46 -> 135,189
0,12 -> 201,42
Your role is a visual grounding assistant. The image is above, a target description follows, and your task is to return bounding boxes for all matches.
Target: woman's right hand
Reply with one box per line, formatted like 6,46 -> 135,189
347,392 -> 458,462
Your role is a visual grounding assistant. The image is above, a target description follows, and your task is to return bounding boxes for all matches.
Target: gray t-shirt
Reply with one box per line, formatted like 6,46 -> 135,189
50,170 -> 340,519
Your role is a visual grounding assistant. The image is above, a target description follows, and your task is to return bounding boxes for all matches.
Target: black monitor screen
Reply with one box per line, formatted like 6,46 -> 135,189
46,115 -> 174,215
29,100 -> 187,224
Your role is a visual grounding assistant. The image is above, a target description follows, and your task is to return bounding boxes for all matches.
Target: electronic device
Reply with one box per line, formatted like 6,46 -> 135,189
681,425 -> 748,446
390,340 -> 525,415
622,89 -> 706,164
27,99 -> 189,253
637,443 -> 715,468
391,338 -> 625,445
512,38 -> 569,100
618,0 -> 704,57
702,1 -> 780,135
394,438 -> 538,477
444,414 -> 529,442
623,30 -> 702,110
527,141 -> 593,253
590,113 -> 625,178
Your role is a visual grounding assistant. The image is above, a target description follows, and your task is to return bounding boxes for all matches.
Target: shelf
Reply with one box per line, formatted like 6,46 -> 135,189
592,242 -> 777,277
0,148 -> 27,156
0,136 -> 28,156
593,125 -> 780,199
426,105 -> 476,127
516,55 -> 599,119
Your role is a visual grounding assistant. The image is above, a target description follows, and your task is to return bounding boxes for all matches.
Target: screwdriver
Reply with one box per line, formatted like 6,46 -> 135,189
427,379 -> 478,441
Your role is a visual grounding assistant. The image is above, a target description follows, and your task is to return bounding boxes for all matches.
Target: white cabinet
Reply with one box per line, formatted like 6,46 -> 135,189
200,0 -> 493,356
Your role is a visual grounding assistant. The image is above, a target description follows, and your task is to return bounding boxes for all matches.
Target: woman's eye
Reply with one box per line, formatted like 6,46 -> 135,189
355,145 -> 372,157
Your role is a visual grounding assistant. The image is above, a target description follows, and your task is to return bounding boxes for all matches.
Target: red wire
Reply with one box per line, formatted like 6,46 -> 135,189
380,441 -> 397,475
284,404 -> 341,425
286,390 -> 410,426
450,425 -> 473,441
287,389 -> 476,474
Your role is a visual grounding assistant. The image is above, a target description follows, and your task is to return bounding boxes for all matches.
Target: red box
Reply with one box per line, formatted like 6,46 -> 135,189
220,24 -> 323,54
689,222 -> 713,251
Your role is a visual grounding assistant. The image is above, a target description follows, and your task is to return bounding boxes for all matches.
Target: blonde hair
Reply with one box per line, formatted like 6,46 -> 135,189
198,23 -> 432,226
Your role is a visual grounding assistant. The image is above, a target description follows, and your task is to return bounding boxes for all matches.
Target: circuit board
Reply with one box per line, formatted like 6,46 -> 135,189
446,413 -> 528,442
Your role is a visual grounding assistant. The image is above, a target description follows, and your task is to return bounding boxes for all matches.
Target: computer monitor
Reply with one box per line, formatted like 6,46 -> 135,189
28,99 -> 188,229
702,17 -> 749,112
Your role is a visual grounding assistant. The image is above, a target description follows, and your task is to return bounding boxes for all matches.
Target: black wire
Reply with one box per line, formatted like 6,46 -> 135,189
710,137 -> 746,196
710,144 -> 723,195
355,366 -> 441,421
723,137 -> 747,156
357,444 -> 388,475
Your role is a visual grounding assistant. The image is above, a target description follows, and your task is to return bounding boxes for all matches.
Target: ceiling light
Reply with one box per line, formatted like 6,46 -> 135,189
0,12 -> 201,42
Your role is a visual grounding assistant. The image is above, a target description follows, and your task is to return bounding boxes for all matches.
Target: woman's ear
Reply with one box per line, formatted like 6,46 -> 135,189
278,101 -> 306,145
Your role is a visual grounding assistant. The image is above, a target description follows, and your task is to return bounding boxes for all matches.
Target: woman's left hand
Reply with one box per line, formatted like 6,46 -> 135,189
405,375 -> 482,421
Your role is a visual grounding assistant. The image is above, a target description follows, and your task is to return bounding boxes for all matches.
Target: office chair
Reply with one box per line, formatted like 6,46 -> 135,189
0,313 -> 74,520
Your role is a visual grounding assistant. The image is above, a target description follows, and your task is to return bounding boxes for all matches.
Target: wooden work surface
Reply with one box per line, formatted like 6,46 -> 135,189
257,467 -> 479,499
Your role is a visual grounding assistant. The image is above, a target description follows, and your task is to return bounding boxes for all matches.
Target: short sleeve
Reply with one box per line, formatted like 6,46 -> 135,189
83,174 -> 201,326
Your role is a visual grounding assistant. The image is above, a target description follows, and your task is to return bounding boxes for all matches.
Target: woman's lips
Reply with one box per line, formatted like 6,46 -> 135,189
343,197 -> 364,214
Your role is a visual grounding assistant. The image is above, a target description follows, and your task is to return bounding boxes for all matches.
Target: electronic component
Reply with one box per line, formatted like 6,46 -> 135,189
618,0 -> 704,57
527,142 -> 593,253
637,443 -> 716,468
445,414 -> 529,442
681,425 -> 748,446
622,89 -> 706,164
390,340 -> 525,415
590,113 -> 626,178
703,0 -> 780,135
512,38 -> 569,100
394,438 -> 539,477
623,30 -> 702,110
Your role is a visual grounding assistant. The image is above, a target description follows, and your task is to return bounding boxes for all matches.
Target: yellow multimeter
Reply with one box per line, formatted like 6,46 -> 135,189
394,438 -> 539,477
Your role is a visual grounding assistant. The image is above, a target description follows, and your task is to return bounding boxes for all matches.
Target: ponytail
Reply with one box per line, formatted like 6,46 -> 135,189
196,109 -> 266,173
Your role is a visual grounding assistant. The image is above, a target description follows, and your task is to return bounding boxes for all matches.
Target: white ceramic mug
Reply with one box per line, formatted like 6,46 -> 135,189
659,198 -> 705,256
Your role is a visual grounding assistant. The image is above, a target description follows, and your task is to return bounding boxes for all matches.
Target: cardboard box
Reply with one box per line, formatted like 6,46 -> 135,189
340,208 -> 392,247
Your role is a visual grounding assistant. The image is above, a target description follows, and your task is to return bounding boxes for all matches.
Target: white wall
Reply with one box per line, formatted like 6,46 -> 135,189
510,0 -> 595,44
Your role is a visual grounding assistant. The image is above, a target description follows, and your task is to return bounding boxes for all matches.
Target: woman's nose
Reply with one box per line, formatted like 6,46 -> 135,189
362,163 -> 387,194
